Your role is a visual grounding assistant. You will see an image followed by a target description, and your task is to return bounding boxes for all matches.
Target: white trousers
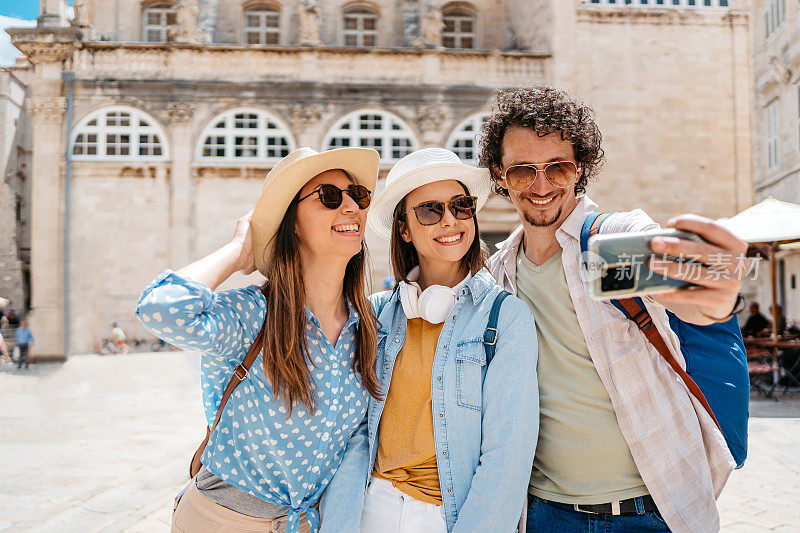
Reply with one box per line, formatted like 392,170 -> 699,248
360,477 -> 447,533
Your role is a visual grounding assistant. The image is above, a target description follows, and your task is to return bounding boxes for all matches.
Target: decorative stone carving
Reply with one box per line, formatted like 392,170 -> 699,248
290,103 -> 324,128
171,0 -> 211,44
166,101 -> 196,124
404,0 -> 423,48
7,27 -> 82,64
73,0 -> 90,27
27,97 -> 67,121
417,103 -> 450,134
421,2 -> 443,49
298,0 -> 322,46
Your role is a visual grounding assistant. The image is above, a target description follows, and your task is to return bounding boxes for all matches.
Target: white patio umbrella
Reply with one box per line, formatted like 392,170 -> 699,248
717,197 -> 800,339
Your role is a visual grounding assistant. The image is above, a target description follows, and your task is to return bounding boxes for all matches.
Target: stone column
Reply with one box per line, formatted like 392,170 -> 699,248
416,103 -> 451,147
38,0 -> 69,28
727,9 -> 754,214
166,102 -> 196,268
9,27 -> 82,359
290,104 -> 324,148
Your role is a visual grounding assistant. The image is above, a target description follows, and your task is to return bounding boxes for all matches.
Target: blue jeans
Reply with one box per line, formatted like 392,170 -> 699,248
526,496 -> 670,533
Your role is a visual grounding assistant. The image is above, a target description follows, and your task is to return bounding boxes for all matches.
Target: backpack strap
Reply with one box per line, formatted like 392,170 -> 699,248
189,322 -> 268,478
583,212 -> 721,431
483,290 -> 511,365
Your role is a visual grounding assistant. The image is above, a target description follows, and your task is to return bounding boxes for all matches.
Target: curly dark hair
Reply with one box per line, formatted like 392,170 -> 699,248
478,85 -> 605,197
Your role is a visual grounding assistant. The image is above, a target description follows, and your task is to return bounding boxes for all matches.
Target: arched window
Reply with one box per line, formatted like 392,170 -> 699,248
142,2 -> 176,43
323,109 -> 418,165
446,112 -> 488,165
343,7 -> 378,47
196,108 -> 295,162
243,4 -> 280,45
442,6 -> 476,49
71,106 -> 168,161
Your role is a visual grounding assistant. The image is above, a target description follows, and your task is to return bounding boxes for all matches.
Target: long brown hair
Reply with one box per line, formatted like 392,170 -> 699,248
390,181 -> 488,283
256,189 -> 381,415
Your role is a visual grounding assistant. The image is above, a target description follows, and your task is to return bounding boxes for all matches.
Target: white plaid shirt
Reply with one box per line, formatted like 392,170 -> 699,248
486,196 -> 735,533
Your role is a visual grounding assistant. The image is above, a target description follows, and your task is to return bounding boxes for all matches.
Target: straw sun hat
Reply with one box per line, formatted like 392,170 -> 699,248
367,148 -> 492,240
251,147 -> 380,276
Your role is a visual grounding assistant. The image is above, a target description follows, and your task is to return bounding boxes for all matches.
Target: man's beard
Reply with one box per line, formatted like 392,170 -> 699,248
521,194 -> 564,227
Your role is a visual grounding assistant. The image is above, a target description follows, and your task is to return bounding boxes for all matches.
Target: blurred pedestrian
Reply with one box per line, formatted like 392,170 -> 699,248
771,304 -> 787,336
742,302 -> 770,337
0,330 -> 10,363
6,309 -> 19,327
15,320 -> 34,369
110,321 -> 130,354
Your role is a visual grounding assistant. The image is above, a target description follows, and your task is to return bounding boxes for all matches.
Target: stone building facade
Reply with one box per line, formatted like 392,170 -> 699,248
747,0 -> 800,325
0,63 -> 33,315
6,0 -> 752,357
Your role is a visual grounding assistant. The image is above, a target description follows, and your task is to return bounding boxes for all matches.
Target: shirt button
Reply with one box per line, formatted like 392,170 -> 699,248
442,450 -> 447,455
439,413 -> 444,418
452,315 -> 456,320
437,376 -> 442,382
443,344 -> 448,349
447,488 -> 452,493
394,339 -> 400,343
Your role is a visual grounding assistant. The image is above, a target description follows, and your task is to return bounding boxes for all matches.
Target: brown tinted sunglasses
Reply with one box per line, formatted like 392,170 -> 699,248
501,161 -> 580,191
298,184 -> 372,209
405,195 -> 477,226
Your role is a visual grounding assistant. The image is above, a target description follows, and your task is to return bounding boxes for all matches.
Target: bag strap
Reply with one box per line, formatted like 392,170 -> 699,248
483,290 -> 511,365
189,322 -> 268,478
584,213 -> 721,431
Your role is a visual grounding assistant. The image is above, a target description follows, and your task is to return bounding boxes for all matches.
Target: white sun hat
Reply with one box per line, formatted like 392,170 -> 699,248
367,148 -> 491,240
251,147 -> 380,276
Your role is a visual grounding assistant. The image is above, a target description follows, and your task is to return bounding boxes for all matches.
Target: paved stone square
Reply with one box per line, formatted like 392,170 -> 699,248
1,351 -> 799,532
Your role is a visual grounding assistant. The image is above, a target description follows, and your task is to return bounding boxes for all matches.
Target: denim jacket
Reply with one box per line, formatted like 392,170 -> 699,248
320,268 -> 539,532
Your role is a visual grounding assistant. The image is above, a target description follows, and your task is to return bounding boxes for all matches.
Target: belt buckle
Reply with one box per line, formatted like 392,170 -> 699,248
573,504 -> 598,515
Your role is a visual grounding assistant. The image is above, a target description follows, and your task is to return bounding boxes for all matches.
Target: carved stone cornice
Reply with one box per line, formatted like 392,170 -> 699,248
26,96 -> 67,121
7,27 -> 82,64
165,101 -> 196,124
290,103 -> 324,128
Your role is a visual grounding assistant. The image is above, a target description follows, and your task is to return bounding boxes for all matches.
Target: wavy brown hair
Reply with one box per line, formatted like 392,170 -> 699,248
478,85 -> 605,197
390,181 -> 488,283
256,189 -> 381,415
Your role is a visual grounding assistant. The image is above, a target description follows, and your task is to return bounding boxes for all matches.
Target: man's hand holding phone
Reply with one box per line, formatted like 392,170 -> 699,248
587,214 -> 748,326
648,215 -> 748,325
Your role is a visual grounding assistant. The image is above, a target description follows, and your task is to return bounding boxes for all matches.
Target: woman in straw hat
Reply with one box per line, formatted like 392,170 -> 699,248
135,147 -> 383,533
321,148 -> 539,533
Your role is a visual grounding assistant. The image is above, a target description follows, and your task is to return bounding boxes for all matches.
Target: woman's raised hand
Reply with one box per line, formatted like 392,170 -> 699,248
232,209 -> 257,275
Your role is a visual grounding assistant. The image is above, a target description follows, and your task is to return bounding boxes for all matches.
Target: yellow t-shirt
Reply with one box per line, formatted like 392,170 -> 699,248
373,318 -> 444,505
515,246 -> 648,504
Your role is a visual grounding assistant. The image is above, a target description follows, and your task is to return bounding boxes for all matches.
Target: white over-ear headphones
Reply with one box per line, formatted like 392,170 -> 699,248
398,266 -> 470,324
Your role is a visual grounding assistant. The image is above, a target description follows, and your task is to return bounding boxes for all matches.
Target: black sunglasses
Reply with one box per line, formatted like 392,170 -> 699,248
298,183 -> 372,210
405,195 -> 477,226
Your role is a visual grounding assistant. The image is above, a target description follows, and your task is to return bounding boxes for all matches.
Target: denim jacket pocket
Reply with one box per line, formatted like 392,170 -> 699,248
455,338 -> 486,411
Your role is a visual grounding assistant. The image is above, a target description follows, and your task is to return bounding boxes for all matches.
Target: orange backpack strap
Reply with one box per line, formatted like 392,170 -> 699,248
587,213 -> 720,430
189,323 -> 268,478
615,297 -> 721,430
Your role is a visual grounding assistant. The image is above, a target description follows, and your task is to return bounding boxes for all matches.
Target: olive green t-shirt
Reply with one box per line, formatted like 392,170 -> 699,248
515,246 -> 648,504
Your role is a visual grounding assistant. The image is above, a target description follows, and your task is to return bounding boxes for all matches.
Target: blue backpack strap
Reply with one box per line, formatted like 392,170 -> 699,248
483,290 -> 511,365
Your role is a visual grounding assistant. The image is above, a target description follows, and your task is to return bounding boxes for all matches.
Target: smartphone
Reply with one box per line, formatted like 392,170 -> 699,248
586,228 -> 706,301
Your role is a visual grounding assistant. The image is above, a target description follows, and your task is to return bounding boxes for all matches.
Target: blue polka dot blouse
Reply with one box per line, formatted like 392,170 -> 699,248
134,270 -> 368,533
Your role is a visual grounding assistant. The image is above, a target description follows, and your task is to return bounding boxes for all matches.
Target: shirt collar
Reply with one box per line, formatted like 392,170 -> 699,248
304,299 -> 359,330
461,268 -> 496,304
555,195 -> 598,245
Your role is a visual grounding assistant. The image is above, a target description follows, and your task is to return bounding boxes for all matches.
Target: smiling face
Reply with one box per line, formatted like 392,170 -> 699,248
400,179 -> 476,273
496,126 -> 582,229
294,169 -> 367,264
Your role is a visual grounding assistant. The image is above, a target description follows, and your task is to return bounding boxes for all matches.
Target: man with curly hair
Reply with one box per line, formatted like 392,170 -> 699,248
482,86 -> 746,533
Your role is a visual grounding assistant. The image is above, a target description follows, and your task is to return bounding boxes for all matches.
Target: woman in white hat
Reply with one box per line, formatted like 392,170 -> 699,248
135,147 -> 383,533
321,148 -> 540,533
